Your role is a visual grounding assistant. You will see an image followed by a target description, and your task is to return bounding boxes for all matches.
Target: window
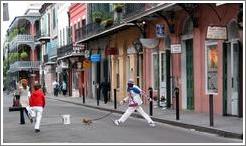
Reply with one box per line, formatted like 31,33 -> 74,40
63,28 -> 65,45
52,9 -> 56,29
47,14 -> 50,36
60,30 -> 62,46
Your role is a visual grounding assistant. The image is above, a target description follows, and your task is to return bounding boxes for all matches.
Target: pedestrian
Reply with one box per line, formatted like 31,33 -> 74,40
29,83 -> 46,133
100,80 -> 109,104
18,79 -> 33,123
62,81 -> 67,96
113,79 -> 156,127
52,79 -> 59,96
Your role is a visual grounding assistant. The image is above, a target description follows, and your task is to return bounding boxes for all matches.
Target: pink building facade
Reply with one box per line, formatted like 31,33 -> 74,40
142,4 -> 243,116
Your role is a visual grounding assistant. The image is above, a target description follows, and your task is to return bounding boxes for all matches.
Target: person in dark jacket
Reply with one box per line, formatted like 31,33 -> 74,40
100,80 -> 109,104
29,83 -> 46,133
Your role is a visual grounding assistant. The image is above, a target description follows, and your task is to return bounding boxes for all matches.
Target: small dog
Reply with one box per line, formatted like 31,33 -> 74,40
81,117 -> 92,125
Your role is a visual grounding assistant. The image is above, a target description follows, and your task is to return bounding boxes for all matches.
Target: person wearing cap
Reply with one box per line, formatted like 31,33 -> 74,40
113,79 -> 156,127
29,83 -> 46,133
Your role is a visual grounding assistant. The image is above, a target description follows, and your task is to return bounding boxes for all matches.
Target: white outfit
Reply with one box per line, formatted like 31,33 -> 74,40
29,106 -> 43,130
117,85 -> 154,125
19,86 -> 30,107
118,106 -> 154,123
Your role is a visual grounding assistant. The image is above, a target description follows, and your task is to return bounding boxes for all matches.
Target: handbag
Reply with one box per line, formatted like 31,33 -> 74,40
129,95 -> 143,107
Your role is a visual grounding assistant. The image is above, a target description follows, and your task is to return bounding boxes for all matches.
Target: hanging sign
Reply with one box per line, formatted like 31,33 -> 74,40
90,54 -> 101,62
206,26 -> 227,40
127,47 -> 137,54
105,47 -> 118,55
83,60 -> 91,68
156,24 -> 165,38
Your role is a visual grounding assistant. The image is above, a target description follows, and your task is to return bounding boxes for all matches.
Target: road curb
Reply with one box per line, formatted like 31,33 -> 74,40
48,97 -> 243,140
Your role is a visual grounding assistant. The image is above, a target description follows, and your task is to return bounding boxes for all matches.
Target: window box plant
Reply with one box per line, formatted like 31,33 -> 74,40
92,11 -> 103,24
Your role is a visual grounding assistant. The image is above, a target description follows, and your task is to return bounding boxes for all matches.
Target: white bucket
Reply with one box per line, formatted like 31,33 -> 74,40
62,114 -> 71,124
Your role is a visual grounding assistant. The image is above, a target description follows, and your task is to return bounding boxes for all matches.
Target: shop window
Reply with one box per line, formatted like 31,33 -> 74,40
153,53 -> 159,90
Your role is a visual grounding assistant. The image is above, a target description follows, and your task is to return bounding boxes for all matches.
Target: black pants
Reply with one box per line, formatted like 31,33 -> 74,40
103,92 -> 108,104
62,90 -> 67,95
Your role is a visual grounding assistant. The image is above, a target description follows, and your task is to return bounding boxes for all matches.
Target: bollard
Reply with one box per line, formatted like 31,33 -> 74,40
209,94 -> 214,126
149,87 -> 153,116
20,108 -> 25,124
114,89 -> 117,109
96,83 -> 100,106
175,87 -> 180,120
82,87 -> 85,104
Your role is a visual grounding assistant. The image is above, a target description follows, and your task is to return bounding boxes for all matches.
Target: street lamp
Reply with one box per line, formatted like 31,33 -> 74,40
133,39 -> 143,86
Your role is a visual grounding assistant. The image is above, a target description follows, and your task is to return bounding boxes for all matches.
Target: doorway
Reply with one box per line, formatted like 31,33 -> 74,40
185,39 -> 194,110
223,40 -> 240,116
152,51 -> 167,107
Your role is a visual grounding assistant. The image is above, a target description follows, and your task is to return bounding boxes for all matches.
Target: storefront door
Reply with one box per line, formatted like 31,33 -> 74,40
225,40 -> 240,116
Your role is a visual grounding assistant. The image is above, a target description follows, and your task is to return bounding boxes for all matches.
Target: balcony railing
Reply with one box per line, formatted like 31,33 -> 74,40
9,61 -> 41,73
75,3 -> 163,42
9,34 -> 34,52
57,43 -> 85,59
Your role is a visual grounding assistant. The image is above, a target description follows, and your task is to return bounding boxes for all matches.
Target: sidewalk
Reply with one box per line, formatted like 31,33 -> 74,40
47,94 -> 243,139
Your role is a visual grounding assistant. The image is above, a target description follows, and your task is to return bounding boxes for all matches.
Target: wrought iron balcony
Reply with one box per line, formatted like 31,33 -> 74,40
9,34 -> 34,52
57,43 -> 85,60
57,43 -> 73,58
9,61 -> 41,73
75,3 -> 165,43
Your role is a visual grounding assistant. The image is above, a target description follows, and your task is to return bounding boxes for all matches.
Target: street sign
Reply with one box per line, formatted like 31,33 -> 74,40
171,44 -> 181,53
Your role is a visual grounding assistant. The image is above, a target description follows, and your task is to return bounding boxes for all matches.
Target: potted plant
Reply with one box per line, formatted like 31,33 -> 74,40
20,51 -> 28,60
92,11 -> 103,24
102,13 -> 113,28
113,3 -> 125,13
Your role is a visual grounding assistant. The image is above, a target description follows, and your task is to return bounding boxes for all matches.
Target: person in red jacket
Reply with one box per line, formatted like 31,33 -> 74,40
29,83 -> 45,133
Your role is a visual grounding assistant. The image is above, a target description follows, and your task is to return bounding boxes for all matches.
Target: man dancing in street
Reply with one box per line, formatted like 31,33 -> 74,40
113,79 -> 156,127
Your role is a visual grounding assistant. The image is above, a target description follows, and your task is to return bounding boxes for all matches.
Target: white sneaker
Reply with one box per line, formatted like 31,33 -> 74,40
114,120 -> 120,126
149,122 -> 156,127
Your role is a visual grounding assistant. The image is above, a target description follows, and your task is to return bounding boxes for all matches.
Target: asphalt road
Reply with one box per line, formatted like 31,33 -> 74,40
2,92 -> 242,144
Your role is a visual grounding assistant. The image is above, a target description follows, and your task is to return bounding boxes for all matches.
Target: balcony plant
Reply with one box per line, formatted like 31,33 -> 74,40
92,11 -> 103,24
20,51 -> 28,60
113,3 -> 125,13
102,13 -> 113,28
